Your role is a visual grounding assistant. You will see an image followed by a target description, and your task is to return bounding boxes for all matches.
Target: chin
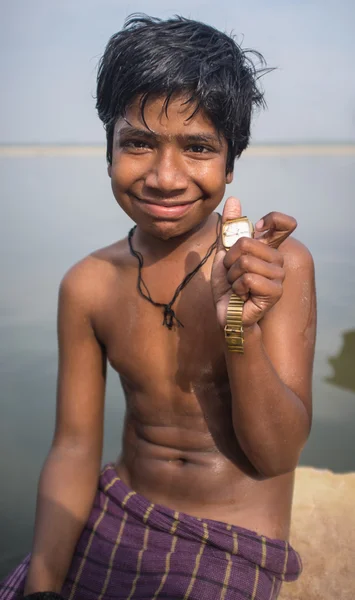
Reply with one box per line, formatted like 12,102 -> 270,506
147,219 -> 188,240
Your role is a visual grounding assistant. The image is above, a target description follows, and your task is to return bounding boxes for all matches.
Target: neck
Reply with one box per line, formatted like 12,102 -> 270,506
133,213 -> 220,264
128,212 -> 221,330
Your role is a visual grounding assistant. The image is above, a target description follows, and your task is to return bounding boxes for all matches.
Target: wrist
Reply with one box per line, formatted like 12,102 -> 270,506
242,322 -> 262,348
222,321 -> 261,353
221,320 -> 261,353
243,322 -> 261,337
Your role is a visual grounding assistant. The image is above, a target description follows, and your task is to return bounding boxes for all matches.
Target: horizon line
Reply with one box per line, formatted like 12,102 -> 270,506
1,140 -> 355,147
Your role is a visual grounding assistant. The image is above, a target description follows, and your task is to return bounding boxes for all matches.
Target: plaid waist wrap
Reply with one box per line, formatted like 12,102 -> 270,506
1,464 -> 302,600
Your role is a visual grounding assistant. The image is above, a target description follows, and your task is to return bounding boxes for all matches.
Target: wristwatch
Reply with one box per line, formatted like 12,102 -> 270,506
222,217 -> 254,353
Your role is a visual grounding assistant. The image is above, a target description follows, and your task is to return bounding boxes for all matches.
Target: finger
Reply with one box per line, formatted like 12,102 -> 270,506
216,197 -> 243,254
224,236 -> 283,270
226,255 -> 285,286
255,212 -> 297,249
232,273 -> 283,302
222,196 -> 242,224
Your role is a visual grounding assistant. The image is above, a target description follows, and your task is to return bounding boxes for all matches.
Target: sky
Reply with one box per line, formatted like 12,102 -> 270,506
1,0 -> 355,144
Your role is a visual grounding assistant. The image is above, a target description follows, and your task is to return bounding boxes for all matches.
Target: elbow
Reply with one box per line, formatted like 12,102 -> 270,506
246,449 -> 302,480
244,420 -> 311,480
255,460 -> 299,479
52,429 -> 103,458
49,439 -> 103,467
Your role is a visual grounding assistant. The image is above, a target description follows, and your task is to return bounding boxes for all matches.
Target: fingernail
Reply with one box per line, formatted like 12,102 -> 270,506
255,219 -> 264,230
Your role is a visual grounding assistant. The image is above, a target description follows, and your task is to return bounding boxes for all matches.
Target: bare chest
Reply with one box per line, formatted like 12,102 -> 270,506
93,266 -> 228,399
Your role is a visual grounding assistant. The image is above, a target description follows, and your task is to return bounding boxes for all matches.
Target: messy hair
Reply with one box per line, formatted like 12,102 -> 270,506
96,14 -> 269,173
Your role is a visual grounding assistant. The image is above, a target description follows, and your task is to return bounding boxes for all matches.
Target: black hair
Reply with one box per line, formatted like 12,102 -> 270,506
96,14 -> 269,173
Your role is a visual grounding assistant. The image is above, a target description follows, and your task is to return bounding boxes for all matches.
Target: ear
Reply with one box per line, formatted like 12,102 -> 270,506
107,164 -> 112,178
226,170 -> 234,184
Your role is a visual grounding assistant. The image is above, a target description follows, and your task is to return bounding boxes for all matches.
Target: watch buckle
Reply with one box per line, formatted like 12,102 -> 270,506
224,325 -> 244,336
224,325 -> 244,352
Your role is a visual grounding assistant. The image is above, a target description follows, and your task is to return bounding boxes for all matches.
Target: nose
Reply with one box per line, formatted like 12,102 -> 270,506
144,147 -> 189,195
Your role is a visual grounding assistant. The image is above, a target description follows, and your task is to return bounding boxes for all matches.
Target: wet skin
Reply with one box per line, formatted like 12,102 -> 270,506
59,95 -> 315,541
92,236 -> 295,540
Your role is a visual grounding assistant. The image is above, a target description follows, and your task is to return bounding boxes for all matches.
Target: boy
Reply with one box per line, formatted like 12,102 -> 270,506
1,14 -> 316,600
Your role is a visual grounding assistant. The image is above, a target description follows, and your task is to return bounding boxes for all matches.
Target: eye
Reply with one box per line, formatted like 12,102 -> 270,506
188,145 -> 210,153
121,139 -> 151,150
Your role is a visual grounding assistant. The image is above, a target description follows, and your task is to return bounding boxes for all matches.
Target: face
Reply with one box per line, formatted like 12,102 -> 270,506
108,94 -> 233,240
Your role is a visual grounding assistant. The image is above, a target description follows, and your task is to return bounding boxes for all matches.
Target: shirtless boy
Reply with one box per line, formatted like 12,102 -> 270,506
1,14 -> 316,600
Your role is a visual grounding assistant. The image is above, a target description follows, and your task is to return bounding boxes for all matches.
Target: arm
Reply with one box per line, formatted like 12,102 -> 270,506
224,238 -> 316,477
212,198 -> 316,478
24,261 -> 106,594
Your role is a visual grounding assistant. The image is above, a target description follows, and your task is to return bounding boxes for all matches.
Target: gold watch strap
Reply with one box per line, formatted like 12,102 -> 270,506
224,293 -> 244,353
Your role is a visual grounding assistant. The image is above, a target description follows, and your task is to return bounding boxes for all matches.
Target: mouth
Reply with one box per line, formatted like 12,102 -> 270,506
131,195 -> 199,219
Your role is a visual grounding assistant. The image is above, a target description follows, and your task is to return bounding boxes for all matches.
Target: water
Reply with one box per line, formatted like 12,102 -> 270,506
1,148 -> 355,577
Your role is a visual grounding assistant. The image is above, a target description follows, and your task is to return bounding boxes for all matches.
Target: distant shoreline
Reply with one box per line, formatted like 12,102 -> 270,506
1,143 -> 355,158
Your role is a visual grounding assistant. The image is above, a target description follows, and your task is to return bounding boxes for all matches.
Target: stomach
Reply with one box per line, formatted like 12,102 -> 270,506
114,414 -> 295,540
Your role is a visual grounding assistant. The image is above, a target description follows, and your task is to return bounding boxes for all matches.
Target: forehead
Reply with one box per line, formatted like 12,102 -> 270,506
116,94 -> 221,139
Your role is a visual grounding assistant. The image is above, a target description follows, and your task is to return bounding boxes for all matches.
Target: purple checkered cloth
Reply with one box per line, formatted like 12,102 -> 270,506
0,464 -> 302,600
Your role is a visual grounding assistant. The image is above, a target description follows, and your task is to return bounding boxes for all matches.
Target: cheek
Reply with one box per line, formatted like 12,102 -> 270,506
109,159 -> 131,206
111,154 -> 132,182
197,160 -> 227,195
110,155 -> 142,197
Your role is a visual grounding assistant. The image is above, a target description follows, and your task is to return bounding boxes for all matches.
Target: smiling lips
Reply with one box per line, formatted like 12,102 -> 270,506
133,196 -> 198,219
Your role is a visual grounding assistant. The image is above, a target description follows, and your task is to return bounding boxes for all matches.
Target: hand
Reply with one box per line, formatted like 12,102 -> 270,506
211,197 -> 297,329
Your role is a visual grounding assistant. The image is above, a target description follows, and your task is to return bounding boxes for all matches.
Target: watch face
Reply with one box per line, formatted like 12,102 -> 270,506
223,219 -> 253,249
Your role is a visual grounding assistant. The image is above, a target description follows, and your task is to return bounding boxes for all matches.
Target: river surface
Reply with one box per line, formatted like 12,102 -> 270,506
1,146 -> 354,578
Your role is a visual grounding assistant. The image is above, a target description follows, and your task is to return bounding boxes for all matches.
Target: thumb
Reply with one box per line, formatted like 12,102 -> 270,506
221,196 -> 242,223
215,196 -> 243,254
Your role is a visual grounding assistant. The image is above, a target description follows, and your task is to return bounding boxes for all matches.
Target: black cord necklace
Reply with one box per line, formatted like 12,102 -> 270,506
128,214 -> 221,330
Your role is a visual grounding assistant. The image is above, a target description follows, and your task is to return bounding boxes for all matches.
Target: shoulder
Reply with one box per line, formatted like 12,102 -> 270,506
275,237 -> 316,329
59,238 -> 129,312
261,236 -> 316,338
279,236 -> 315,277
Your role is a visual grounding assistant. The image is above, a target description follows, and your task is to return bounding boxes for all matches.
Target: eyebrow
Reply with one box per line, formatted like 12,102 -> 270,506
116,126 -> 221,146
